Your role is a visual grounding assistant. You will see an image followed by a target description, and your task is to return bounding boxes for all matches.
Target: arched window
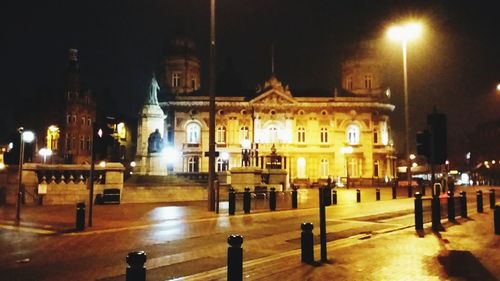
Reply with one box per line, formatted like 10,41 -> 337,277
364,75 -> 372,89
297,157 -> 306,178
297,127 -> 305,143
187,156 -> 199,172
347,124 -> 360,145
320,127 -> 328,143
320,158 -> 329,178
240,126 -> 249,142
268,126 -> 278,143
216,126 -> 226,144
186,123 -> 201,144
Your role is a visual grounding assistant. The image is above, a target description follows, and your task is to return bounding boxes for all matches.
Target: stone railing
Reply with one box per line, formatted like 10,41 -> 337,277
0,163 -> 124,205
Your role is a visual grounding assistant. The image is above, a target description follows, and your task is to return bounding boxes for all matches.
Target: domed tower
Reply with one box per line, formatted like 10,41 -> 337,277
341,40 -> 383,96
164,36 -> 201,94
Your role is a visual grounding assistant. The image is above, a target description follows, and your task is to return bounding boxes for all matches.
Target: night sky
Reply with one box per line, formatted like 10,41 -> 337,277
2,0 -> 499,158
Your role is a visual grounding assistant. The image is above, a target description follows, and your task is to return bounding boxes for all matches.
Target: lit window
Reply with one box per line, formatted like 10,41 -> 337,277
82,117 -> 86,125
46,126 -> 60,151
347,158 -> 360,177
86,136 -> 91,151
347,124 -> 360,145
365,75 -> 372,89
320,158 -> 329,178
72,115 -> 77,124
240,126 -> 249,142
320,127 -> 328,143
297,157 -> 306,178
217,158 -> 224,172
172,73 -> 181,87
268,126 -> 278,143
186,123 -> 201,144
87,118 -> 92,126
216,126 -> 226,144
297,127 -> 305,143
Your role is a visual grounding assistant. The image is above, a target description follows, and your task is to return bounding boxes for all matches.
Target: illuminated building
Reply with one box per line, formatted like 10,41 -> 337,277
138,39 -> 396,185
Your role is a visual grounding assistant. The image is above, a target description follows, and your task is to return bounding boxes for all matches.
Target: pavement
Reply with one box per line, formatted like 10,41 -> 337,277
0,185 -> 498,281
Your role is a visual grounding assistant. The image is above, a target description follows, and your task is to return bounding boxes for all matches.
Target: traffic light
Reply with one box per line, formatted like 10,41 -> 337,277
427,111 -> 447,165
416,130 -> 430,159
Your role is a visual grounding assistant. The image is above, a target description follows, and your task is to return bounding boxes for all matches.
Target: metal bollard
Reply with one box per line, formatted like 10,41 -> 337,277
228,187 -> 236,215
227,234 -> 243,281
75,202 -> 85,231
447,191 -> 455,222
490,189 -> 496,209
477,190 -> 483,213
292,186 -> 298,209
392,182 -> 397,199
356,189 -> 361,203
460,191 -> 467,218
376,188 -> 380,201
495,205 -> 500,235
269,187 -> 276,211
414,192 -> 423,231
126,251 -> 147,281
332,190 -> 337,205
408,185 -> 413,198
300,222 -> 314,263
243,187 -> 251,214
431,196 -> 441,231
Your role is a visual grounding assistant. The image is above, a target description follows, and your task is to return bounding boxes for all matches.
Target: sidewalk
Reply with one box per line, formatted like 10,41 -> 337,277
182,211 -> 499,281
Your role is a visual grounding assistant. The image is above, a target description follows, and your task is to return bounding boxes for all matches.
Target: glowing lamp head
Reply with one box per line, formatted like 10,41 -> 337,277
409,154 -> 416,160
99,161 -> 106,168
22,131 -> 35,143
39,148 -> 53,157
162,147 -> 181,164
412,162 -> 418,168
220,151 -> 230,161
241,139 -> 251,150
496,83 -> 500,91
130,161 -> 136,168
388,22 -> 422,42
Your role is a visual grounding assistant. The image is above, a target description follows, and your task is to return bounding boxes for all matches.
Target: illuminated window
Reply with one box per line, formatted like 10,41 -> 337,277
82,117 -> 86,125
320,127 -> 328,143
297,127 -> 305,143
380,121 -> 389,145
320,158 -> 329,178
87,118 -> 92,126
117,123 -> 127,139
172,73 -> 181,87
347,158 -> 360,177
216,126 -> 226,144
240,126 -> 249,142
72,115 -> 77,124
217,158 -> 224,172
187,156 -> 199,172
347,76 -> 353,90
268,126 -> 278,143
46,126 -> 60,151
347,124 -> 360,145
186,123 -> 201,144
86,136 -> 91,151
365,75 -> 372,89
297,157 -> 306,178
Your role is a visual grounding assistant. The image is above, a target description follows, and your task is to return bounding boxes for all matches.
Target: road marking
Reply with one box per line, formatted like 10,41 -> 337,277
0,224 -> 56,234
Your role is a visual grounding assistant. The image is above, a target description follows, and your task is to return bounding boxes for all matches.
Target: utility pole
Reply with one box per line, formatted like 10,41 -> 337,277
207,0 -> 217,211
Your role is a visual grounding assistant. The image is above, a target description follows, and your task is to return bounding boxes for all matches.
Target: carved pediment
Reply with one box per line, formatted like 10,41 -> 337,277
250,90 -> 297,105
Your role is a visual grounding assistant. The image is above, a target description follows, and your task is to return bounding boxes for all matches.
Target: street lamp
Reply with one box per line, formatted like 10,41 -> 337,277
387,21 -> 423,188
241,139 -> 252,167
39,148 -> 52,164
220,151 -> 230,171
341,146 -> 353,188
16,128 -> 35,222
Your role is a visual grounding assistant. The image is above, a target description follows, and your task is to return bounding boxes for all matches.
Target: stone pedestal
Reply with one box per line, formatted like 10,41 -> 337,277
267,169 -> 288,191
229,167 -> 263,191
136,153 -> 167,176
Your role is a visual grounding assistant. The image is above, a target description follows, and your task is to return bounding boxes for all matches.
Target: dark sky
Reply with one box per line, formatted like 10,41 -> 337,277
2,0 -> 499,157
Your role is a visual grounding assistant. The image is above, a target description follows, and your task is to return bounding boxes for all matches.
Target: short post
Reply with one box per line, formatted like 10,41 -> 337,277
227,234 -> 243,281
292,186 -> 298,209
332,190 -> 337,205
392,181 -> 397,199
490,189 -> 496,209
228,187 -> 235,215
447,191 -> 455,222
323,185 -> 332,206
431,195 -> 441,231
495,205 -> 500,235
318,187 -> 327,262
126,251 -> 147,281
414,192 -> 423,231
269,187 -> 276,211
477,190 -> 483,213
407,185 -> 413,198
356,189 -> 361,203
300,222 -> 314,263
460,191 -> 467,218
376,188 -> 380,201
75,202 -> 85,231
243,187 -> 251,214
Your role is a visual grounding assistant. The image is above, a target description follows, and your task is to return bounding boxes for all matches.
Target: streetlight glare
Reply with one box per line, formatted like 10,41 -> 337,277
22,131 -> 35,143
387,22 -> 422,42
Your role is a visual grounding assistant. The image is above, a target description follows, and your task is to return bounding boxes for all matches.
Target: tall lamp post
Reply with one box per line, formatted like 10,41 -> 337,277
16,128 -> 34,222
388,22 -> 422,190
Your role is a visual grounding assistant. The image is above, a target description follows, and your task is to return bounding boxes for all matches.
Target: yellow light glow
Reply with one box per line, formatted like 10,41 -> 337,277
409,154 -> 416,160
445,160 -> 449,165
22,131 -> 35,143
497,83 -> 500,91
341,146 -> 353,154
130,161 -> 136,167
99,161 -> 106,168
241,139 -> 251,149
412,162 -> 418,168
0,162 -> 5,170
388,22 -> 423,42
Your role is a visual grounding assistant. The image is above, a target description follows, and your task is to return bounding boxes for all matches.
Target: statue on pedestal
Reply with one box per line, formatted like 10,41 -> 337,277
147,129 -> 163,153
146,73 -> 160,105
